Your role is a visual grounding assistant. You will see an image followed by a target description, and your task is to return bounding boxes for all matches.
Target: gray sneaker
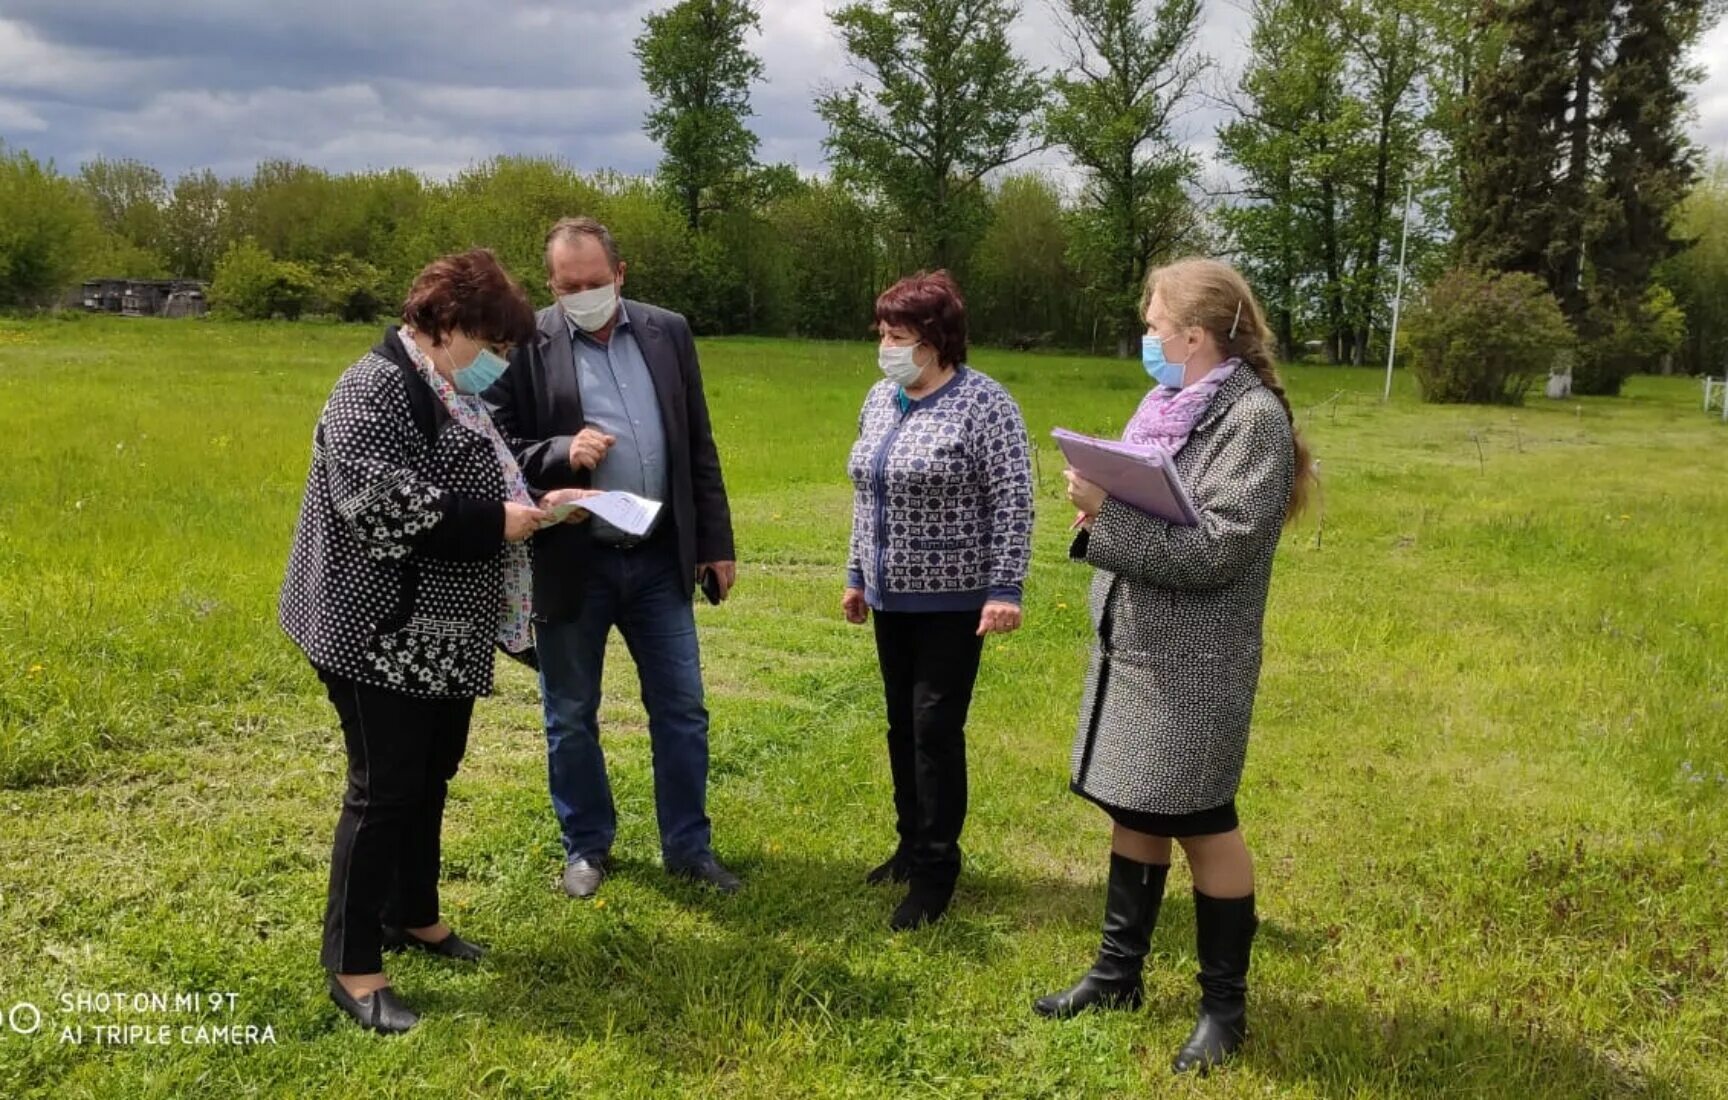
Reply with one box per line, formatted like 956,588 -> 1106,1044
561,855 -> 609,899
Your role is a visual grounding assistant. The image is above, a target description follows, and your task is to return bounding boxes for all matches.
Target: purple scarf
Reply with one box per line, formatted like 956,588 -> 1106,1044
1122,359 -> 1241,454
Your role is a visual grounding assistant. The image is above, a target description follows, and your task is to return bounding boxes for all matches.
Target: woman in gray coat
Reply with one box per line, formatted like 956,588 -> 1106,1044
1038,258 -> 1314,1076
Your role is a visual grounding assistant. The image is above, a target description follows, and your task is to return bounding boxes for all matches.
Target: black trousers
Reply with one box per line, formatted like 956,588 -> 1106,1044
316,668 -> 472,975
872,609 -> 985,885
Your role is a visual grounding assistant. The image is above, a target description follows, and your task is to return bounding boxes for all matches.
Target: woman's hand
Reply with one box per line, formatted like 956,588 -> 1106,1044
503,502 -> 551,542
842,587 -> 869,625
1065,469 -> 1106,520
540,487 -> 600,525
976,601 -> 1022,637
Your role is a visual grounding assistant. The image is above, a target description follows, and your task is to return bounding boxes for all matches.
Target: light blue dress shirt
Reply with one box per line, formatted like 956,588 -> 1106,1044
568,302 -> 669,543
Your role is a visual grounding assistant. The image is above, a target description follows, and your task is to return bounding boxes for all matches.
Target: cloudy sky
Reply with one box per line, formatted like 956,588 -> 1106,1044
3,0 -> 1728,186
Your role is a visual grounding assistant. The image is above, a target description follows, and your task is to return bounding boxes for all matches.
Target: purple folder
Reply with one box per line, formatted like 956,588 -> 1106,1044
1052,428 -> 1200,527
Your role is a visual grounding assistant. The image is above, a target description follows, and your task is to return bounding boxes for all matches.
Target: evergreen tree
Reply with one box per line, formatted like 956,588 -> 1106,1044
1577,0 -> 1707,391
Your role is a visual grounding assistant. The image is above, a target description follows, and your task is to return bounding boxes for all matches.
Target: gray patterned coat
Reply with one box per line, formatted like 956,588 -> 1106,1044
1069,366 -> 1295,816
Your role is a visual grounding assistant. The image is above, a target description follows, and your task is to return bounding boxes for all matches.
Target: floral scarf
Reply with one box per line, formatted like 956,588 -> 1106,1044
1122,358 -> 1241,454
398,326 -> 535,653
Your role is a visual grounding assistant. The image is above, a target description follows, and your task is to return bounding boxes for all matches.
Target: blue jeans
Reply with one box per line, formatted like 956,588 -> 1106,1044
537,539 -> 713,868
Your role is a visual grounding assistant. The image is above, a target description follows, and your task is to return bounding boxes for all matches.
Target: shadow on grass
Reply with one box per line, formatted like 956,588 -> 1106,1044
627,850 -> 1113,961
1131,988 -> 1696,1098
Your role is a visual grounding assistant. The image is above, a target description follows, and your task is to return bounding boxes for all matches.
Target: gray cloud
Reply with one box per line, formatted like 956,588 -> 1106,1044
0,0 -> 1722,186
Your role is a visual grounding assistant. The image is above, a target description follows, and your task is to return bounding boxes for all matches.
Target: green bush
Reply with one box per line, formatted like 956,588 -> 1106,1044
1405,267 -> 1574,405
209,239 -> 316,320
317,253 -> 391,323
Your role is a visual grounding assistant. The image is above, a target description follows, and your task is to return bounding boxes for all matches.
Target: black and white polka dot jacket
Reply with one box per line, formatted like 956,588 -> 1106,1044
279,330 -> 511,699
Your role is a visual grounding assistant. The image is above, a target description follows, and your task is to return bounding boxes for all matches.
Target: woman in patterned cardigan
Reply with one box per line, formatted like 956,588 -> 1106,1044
1038,259 -> 1315,1075
843,270 -> 1034,931
281,250 -> 593,1034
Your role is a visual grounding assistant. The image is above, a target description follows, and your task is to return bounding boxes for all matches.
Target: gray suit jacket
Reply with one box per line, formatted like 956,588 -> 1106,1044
486,300 -> 734,623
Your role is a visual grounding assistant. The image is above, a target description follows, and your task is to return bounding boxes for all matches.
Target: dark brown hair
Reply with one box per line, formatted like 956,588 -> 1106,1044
874,270 -> 968,368
400,248 -> 536,347
544,216 -> 622,270
1145,257 -> 1316,523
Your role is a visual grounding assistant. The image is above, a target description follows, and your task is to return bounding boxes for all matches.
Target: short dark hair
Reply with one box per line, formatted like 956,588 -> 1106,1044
545,216 -> 621,270
400,248 -> 536,347
874,270 -> 968,368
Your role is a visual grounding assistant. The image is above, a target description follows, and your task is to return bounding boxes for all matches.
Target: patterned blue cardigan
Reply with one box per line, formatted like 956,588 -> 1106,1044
846,366 -> 1034,612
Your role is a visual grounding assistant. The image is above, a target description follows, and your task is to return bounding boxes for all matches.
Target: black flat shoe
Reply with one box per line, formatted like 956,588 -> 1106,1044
327,977 -> 418,1035
381,925 -> 487,962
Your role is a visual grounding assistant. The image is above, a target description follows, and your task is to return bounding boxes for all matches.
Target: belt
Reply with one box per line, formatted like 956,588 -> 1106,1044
596,526 -> 664,553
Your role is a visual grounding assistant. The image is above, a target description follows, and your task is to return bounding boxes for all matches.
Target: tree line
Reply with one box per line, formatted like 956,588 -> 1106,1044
1,0 -> 1721,393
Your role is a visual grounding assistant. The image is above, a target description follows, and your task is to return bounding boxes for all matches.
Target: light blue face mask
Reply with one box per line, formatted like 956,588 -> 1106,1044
1142,334 -> 1188,389
451,347 -> 508,395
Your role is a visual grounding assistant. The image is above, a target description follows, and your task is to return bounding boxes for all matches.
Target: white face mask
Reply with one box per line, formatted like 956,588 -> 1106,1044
878,343 -> 923,388
560,283 -> 618,332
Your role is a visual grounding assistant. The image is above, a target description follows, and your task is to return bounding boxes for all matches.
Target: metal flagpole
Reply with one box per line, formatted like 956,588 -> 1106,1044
1383,179 -> 1415,403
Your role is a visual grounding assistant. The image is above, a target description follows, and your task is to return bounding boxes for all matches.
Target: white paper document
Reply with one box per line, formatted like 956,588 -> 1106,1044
576,491 -> 662,536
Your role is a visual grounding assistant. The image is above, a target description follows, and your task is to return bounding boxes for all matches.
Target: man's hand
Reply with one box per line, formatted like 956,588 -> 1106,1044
976,601 -> 1022,637
698,560 -> 737,601
568,428 -> 616,471
842,587 -> 869,625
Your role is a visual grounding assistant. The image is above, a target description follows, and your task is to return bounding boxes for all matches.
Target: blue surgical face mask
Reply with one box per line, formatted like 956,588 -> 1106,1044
1142,334 -> 1189,389
451,347 -> 508,395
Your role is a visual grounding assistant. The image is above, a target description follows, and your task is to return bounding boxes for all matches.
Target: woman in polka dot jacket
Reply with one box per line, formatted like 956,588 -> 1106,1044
842,271 -> 1034,932
280,250 -> 592,1035
1041,259 -> 1316,1076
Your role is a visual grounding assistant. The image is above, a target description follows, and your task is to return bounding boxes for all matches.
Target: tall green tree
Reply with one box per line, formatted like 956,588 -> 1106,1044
0,143 -> 100,307
1337,0 -> 1430,364
1042,0 -> 1207,354
77,156 -> 167,262
817,0 -> 1046,273
770,180 -> 881,338
970,174 -> 1080,346
1218,0 -> 1356,361
161,169 -> 229,280
1457,0 -> 1578,288
1661,159 -> 1728,375
1579,0 -> 1708,389
1461,0 -> 1713,394
634,0 -> 765,231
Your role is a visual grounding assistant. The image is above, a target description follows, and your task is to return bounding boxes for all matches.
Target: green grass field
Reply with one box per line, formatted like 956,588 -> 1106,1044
1,315 -> 1725,1098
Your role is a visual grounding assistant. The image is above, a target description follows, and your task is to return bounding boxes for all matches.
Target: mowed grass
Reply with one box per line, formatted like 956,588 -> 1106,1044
1,314 -> 1725,1098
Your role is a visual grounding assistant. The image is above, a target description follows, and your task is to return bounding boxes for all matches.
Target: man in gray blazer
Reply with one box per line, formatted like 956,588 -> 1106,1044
487,216 -> 739,898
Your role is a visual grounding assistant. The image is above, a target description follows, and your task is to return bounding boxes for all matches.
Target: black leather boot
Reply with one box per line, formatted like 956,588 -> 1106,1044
890,875 -> 956,931
1033,854 -> 1168,1018
866,847 -> 911,886
1172,890 -> 1257,1075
